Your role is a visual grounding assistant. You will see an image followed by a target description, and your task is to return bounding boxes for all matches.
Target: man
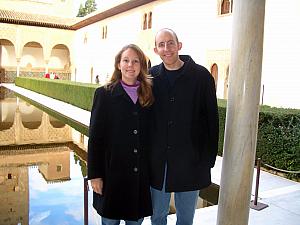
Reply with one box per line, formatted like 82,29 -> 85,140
149,28 -> 219,225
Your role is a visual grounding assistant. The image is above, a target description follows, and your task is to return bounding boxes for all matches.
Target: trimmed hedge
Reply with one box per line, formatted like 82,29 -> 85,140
256,107 -> 300,179
15,77 -> 98,111
15,77 -> 300,179
217,101 -> 300,179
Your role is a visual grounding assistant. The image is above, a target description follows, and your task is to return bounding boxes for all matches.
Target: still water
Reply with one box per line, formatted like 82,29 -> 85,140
0,87 -> 100,225
0,86 -> 218,225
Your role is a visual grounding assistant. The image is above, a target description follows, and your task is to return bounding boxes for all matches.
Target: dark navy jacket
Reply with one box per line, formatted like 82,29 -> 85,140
149,55 -> 219,192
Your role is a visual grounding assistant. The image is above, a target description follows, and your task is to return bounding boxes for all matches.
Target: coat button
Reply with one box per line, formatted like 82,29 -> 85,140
170,97 -> 175,102
133,167 -> 138,172
133,148 -> 138,153
133,129 -> 138,134
168,121 -> 173,127
167,146 -> 171,150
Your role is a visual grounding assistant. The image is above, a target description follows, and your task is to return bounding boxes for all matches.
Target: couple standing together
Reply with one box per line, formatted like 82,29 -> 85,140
87,28 -> 219,225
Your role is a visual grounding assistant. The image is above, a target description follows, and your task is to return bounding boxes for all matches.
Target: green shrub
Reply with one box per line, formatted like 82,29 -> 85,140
15,77 -> 300,179
15,77 -> 98,111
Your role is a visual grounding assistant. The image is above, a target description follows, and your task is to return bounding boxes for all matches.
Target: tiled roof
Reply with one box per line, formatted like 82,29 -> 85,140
71,0 -> 156,29
0,0 -> 157,30
0,9 -> 79,30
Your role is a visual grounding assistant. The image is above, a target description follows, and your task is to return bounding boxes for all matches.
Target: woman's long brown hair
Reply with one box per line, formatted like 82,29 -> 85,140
105,44 -> 154,107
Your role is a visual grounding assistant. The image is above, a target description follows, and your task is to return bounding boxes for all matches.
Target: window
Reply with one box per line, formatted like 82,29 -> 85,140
148,12 -> 152,29
105,26 -> 107,39
102,26 -> 108,39
220,0 -> 233,15
143,13 -> 147,30
210,63 -> 218,89
57,165 -> 62,172
80,133 -> 84,144
142,11 -> 153,30
84,33 -> 88,44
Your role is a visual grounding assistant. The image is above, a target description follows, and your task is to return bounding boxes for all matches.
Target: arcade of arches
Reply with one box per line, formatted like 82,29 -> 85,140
0,27 -> 73,83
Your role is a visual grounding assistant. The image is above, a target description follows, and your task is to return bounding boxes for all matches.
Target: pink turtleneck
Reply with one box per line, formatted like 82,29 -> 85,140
121,80 -> 140,104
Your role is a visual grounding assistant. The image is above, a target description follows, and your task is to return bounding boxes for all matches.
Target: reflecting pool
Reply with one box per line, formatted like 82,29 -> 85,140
0,87 -> 100,225
0,86 -> 218,225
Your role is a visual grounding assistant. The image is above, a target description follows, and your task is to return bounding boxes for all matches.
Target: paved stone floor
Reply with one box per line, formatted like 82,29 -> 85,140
2,83 -> 300,225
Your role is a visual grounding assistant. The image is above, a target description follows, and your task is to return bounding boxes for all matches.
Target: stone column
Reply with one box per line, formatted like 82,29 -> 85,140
14,98 -> 21,144
216,0 -> 266,225
45,59 -> 49,74
16,58 -> 21,77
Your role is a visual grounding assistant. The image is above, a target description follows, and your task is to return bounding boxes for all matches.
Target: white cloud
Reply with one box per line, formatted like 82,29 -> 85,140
29,211 -> 50,225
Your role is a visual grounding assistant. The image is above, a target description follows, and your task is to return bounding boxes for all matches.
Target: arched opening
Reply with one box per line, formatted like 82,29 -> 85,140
21,42 -> 44,78
20,102 -> 43,129
0,39 -> 16,83
0,87 -> 17,131
49,116 -> 65,128
148,12 -> 152,29
221,0 -> 231,15
211,63 -> 218,90
143,13 -> 147,30
50,44 -> 71,80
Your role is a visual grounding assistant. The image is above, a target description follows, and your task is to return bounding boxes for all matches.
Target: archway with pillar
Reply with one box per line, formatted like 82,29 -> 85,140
0,39 -> 17,83
49,44 -> 71,80
20,41 -> 44,78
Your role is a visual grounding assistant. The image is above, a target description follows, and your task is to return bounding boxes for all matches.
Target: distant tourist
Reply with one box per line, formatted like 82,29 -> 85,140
44,72 -> 59,79
95,75 -> 100,84
88,44 -> 154,225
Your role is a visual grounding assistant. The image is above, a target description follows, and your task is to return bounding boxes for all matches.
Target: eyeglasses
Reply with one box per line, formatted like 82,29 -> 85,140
157,40 -> 177,49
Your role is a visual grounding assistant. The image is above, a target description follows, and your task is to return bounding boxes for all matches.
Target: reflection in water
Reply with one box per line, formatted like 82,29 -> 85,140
0,87 -> 218,224
0,87 -> 100,225
0,86 -> 72,145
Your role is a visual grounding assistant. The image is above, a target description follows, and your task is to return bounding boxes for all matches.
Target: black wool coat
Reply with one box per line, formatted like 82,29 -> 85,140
87,82 -> 152,221
149,55 -> 219,192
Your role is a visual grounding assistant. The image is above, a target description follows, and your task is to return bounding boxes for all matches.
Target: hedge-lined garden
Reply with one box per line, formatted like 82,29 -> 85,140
15,77 -> 97,111
15,77 -> 300,179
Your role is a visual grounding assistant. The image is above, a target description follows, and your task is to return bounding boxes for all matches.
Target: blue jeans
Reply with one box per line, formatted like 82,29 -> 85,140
101,217 -> 143,225
150,168 -> 199,225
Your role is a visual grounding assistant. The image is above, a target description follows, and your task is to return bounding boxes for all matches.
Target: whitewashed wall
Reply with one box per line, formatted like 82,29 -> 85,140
73,0 -> 300,109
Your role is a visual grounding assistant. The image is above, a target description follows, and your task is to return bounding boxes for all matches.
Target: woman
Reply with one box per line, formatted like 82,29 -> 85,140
88,44 -> 154,225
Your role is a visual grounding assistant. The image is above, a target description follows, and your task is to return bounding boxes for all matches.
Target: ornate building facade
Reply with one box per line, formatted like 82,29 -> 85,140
0,0 -> 299,109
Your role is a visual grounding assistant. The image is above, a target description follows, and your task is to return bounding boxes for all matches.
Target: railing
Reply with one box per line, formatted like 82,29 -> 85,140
250,158 -> 269,210
84,177 -> 89,225
261,161 -> 300,174
250,157 -> 300,211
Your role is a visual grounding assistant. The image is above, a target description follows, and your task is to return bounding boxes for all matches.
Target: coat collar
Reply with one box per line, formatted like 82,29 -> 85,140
156,55 -> 194,85
111,81 -> 126,97
158,55 -> 193,75
111,81 -> 141,107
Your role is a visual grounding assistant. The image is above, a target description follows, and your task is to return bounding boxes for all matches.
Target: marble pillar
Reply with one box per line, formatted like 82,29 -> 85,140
45,59 -> 49,74
216,0 -> 266,225
16,58 -> 21,77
